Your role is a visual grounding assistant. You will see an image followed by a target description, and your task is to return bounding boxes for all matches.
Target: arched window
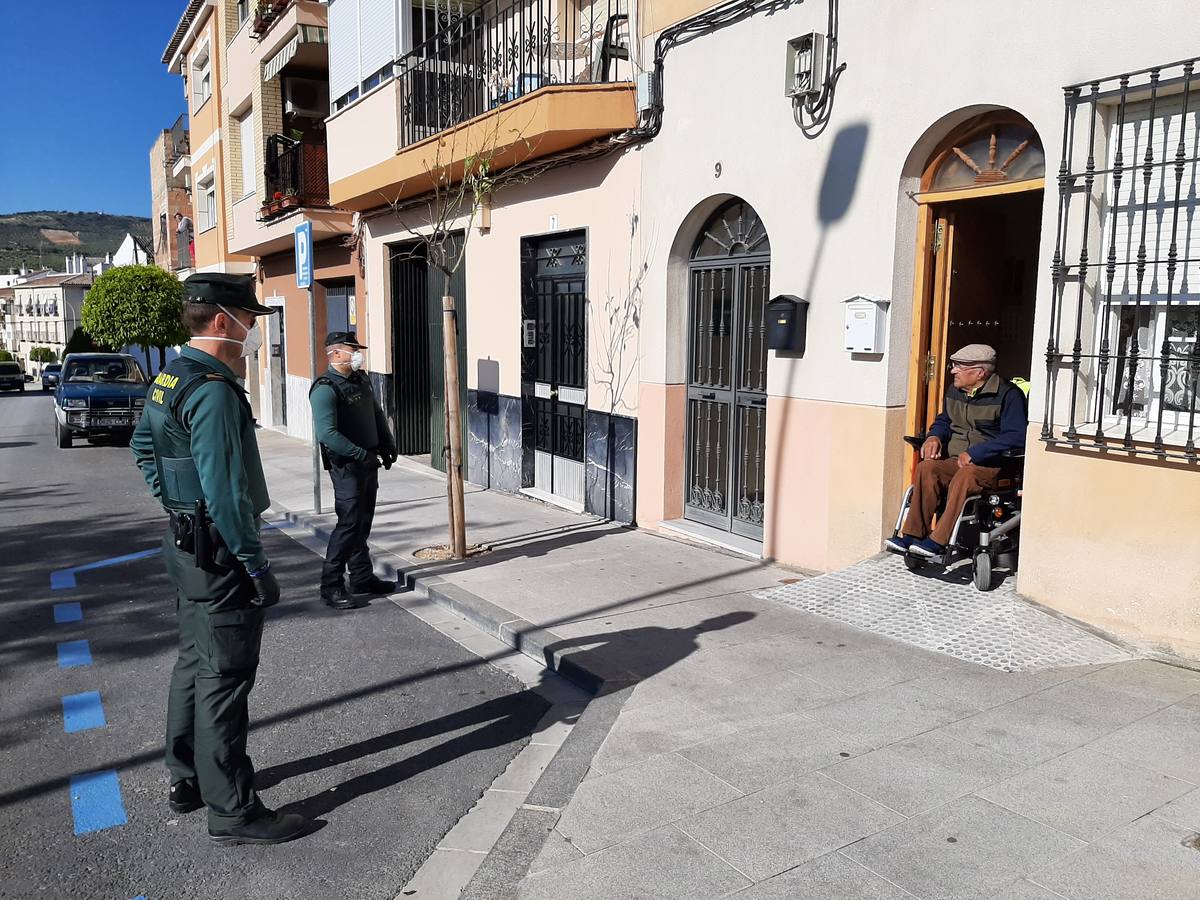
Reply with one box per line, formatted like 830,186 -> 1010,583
692,200 -> 772,260
930,123 -> 1045,192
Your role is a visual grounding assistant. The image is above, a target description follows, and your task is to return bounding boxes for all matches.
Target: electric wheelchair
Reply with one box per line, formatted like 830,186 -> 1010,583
888,436 -> 1024,591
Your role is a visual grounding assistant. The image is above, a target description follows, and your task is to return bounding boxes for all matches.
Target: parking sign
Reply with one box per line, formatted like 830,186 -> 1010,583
295,221 -> 313,289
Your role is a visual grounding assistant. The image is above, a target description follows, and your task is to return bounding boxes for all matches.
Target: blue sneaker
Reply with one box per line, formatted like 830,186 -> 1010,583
884,535 -> 914,554
908,537 -> 946,559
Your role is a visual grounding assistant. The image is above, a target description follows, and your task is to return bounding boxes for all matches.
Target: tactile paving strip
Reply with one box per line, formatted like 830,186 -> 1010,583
754,557 -> 1135,672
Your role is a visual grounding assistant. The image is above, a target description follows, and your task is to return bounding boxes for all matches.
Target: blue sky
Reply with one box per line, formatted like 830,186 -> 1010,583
0,2 -> 188,217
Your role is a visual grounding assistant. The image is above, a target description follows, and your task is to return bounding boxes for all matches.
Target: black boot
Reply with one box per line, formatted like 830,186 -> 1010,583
350,576 -> 396,595
321,585 -> 365,610
169,779 -> 203,814
209,808 -> 309,846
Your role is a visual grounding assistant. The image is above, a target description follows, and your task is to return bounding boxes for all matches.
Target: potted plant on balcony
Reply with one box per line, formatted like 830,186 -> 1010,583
252,0 -> 274,35
279,194 -> 300,211
270,0 -> 289,14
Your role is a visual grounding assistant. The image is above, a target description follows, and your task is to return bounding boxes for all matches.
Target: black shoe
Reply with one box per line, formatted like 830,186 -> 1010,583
321,586 -> 365,610
209,808 -> 309,846
169,780 -> 203,815
350,576 -> 396,595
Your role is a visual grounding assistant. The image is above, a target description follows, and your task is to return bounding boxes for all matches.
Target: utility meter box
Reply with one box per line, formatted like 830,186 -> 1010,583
843,295 -> 889,353
767,294 -> 809,353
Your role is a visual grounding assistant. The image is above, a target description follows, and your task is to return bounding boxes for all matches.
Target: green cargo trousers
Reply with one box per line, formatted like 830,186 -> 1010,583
161,531 -> 267,830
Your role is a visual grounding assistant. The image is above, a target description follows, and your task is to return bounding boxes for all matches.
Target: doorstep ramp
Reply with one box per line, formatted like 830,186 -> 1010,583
754,556 -> 1135,672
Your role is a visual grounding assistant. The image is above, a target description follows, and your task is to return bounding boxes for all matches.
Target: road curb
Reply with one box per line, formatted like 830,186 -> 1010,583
272,505 -> 617,695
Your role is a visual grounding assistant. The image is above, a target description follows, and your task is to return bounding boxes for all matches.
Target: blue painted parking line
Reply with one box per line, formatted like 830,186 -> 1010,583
56,639 -> 93,668
69,770 -> 128,835
51,548 -> 161,590
62,692 -> 107,733
53,602 -> 83,624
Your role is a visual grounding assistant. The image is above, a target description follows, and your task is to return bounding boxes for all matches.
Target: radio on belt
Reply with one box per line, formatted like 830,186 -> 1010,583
843,295 -> 889,353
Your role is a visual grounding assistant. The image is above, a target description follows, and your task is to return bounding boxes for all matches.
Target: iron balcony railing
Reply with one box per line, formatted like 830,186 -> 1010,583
261,134 -> 330,219
1043,57 -> 1200,462
396,0 -> 631,148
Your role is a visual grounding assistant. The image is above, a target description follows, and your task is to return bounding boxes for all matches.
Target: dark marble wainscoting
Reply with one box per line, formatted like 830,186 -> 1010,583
585,411 -> 637,525
465,389 -> 524,493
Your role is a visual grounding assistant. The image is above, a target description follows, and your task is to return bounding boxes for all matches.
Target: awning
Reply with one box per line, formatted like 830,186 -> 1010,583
263,25 -> 328,82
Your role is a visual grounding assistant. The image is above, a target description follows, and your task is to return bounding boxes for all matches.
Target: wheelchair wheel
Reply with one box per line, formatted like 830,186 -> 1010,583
973,552 -> 993,591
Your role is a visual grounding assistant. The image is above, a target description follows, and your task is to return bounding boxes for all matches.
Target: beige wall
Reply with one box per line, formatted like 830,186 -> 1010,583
326,81 -> 401,187
636,382 -> 686,525
762,398 -> 908,571
361,151 -> 642,412
1018,425 -> 1200,659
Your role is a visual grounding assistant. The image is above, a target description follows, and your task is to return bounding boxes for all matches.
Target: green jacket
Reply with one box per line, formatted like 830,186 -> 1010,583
309,367 -> 395,462
131,346 -> 270,570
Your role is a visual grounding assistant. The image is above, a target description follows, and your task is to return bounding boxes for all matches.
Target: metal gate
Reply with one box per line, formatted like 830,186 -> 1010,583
524,233 -> 587,506
684,200 -> 770,540
388,238 -> 467,471
390,246 -> 431,455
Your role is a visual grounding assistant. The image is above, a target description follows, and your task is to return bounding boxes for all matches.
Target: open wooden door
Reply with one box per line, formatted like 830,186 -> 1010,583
917,211 -> 956,434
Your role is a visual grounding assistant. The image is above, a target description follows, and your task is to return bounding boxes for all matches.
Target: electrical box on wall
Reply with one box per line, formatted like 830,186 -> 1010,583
784,32 -> 826,99
843,295 -> 889,353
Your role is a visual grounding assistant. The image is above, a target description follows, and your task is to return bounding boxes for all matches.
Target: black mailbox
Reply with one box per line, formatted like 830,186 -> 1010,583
767,294 -> 809,353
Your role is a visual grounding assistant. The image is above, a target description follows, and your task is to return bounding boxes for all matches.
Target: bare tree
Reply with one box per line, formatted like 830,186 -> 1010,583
590,210 -> 653,519
376,103 -> 546,559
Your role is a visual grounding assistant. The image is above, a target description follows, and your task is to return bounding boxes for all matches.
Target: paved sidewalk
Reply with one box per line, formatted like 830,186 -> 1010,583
255,429 -> 1200,899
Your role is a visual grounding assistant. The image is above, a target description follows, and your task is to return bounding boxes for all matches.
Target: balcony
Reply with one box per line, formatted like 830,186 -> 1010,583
229,134 -> 350,258
260,135 -> 330,221
328,0 -> 637,211
251,0 -> 294,39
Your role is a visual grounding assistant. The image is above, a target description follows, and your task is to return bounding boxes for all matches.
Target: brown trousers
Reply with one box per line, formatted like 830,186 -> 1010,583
902,458 -> 1001,546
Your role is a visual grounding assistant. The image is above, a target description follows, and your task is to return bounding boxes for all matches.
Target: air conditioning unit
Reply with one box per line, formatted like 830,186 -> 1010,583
284,77 -> 330,118
784,32 -> 826,99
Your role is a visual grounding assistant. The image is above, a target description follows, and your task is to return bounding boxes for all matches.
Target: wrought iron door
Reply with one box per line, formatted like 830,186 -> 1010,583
526,233 -> 587,506
684,201 -> 770,540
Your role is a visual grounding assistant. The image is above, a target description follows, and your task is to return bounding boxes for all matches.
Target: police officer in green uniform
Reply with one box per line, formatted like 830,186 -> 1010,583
309,331 -> 397,609
131,273 -> 308,846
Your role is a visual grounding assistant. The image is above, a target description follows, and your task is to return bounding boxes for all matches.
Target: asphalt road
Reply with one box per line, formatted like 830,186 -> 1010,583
0,390 -> 548,900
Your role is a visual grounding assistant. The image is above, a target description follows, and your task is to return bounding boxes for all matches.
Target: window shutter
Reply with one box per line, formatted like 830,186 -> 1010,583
328,0 -> 360,101
240,112 -> 257,198
358,0 -> 398,81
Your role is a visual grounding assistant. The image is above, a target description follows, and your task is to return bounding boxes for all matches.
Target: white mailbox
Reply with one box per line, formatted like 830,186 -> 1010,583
843,295 -> 889,353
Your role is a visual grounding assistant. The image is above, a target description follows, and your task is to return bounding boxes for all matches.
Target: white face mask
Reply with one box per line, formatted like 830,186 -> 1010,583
201,305 -> 262,357
329,348 -> 364,371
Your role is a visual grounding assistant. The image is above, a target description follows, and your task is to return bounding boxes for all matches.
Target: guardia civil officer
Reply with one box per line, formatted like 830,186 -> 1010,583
309,331 -> 397,609
131,273 -> 309,846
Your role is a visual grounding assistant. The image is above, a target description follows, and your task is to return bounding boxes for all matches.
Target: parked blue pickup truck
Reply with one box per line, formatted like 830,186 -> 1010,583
53,353 -> 149,448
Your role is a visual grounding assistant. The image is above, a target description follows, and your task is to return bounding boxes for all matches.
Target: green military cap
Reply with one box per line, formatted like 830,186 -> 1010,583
183,272 -> 275,314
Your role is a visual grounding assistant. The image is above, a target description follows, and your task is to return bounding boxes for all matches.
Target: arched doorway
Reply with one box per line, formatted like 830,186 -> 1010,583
906,113 -> 1046,439
683,198 -> 771,540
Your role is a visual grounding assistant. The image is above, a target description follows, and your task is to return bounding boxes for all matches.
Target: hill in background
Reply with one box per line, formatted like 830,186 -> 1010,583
0,211 -> 153,273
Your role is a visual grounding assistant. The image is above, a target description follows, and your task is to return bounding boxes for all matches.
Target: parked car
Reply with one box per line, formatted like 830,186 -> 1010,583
0,360 -> 26,392
41,363 -> 62,391
53,353 -> 149,448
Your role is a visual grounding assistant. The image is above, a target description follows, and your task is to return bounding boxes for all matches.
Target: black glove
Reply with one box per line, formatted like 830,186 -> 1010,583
247,562 -> 280,608
380,449 -> 396,470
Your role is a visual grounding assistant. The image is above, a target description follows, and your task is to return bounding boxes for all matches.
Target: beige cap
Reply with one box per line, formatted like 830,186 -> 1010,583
949,343 -> 997,365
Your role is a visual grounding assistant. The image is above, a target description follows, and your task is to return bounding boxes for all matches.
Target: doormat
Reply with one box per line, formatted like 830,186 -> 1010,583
754,556 -> 1135,672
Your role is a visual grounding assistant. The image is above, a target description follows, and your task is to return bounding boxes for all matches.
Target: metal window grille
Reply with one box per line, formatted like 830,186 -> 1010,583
1043,57 -> 1200,462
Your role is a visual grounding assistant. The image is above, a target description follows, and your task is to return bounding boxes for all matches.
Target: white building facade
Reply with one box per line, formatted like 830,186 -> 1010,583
323,0 -> 1200,658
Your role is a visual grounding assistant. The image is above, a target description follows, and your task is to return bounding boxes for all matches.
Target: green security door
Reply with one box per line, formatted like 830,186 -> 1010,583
389,238 -> 467,473
427,240 -> 467,475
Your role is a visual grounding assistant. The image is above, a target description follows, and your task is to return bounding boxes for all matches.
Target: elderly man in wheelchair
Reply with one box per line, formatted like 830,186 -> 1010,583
885,343 -> 1028,588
